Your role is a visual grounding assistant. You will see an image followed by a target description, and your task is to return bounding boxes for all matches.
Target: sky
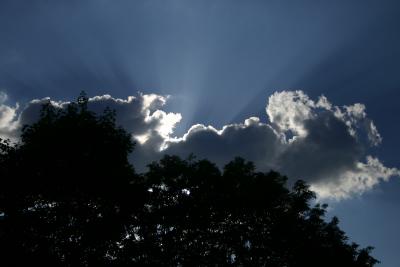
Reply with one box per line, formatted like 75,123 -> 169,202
0,0 -> 400,265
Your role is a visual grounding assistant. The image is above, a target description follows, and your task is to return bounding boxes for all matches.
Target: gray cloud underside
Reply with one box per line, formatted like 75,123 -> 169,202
0,90 -> 398,200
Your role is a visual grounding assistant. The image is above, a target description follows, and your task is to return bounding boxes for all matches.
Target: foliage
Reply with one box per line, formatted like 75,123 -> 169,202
0,93 -> 378,266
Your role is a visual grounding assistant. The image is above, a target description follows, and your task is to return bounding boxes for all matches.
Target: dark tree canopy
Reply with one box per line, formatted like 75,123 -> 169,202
0,94 -> 378,266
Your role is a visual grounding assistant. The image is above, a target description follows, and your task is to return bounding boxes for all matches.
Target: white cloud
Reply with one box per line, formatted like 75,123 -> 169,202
266,90 -> 314,138
311,156 -> 400,199
0,92 -> 20,141
86,94 -> 181,148
0,90 -> 397,200
161,90 -> 398,200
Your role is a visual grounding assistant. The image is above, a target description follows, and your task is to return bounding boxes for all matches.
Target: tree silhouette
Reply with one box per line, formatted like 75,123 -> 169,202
0,93 -> 378,266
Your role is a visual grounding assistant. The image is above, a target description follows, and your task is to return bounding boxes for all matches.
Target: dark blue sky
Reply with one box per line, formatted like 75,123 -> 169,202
1,1 -> 400,265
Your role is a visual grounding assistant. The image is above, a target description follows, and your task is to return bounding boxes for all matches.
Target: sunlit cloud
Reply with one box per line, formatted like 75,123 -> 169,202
0,90 -> 397,200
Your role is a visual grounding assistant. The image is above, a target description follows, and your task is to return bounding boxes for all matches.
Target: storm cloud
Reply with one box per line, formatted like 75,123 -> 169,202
0,90 -> 397,200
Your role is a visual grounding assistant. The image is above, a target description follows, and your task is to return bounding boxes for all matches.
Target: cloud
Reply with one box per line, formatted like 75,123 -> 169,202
160,90 -> 398,199
266,90 -> 314,138
165,117 -> 283,171
265,91 -> 398,199
86,94 -> 181,141
0,92 -> 8,103
0,90 -> 397,200
0,92 -> 20,141
0,92 -> 181,145
311,156 -> 400,199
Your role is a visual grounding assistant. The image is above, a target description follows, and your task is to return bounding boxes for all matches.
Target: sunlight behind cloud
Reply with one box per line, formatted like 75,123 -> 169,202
0,90 -> 397,200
